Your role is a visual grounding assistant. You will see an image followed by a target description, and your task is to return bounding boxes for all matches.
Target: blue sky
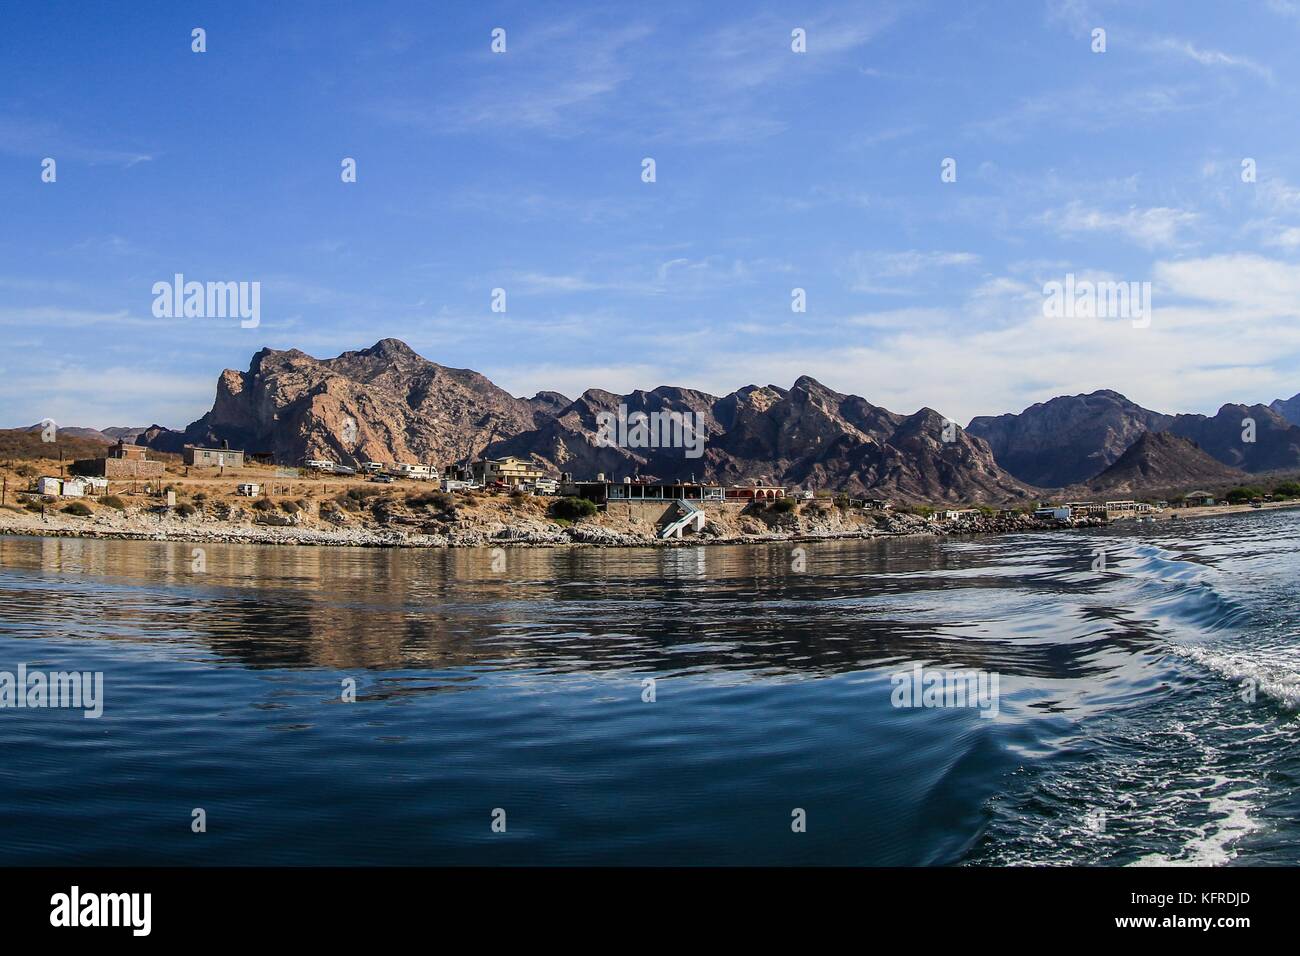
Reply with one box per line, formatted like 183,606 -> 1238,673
4,0 -> 1300,429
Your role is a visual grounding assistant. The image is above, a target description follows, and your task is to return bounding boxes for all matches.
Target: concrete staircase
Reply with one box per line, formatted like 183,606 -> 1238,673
660,499 -> 707,539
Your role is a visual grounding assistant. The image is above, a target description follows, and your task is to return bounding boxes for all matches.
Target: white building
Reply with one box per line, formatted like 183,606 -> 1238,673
1034,506 -> 1072,521
236,483 -> 261,496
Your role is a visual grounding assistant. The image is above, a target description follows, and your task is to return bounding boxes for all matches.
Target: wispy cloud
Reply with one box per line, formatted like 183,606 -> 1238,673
0,115 -> 152,166
1145,36 -> 1273,80
371,19 -> 653,136
1039,201 -> 1199,250
848,250 -> 980,294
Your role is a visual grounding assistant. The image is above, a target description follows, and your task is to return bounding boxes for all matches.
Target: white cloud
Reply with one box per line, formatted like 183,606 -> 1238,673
1041,201 -> 1199,249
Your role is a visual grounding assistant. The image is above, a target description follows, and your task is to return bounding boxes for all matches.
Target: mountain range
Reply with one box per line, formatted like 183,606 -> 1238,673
121,339 -> 1034,502
29,339 -> 1300,503
967,389 -> 1300,487
1073,432 -> 1247,496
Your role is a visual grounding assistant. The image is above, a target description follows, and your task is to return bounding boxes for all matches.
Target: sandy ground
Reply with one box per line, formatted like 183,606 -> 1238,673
1111,499 -> 1300,523
0,457 -> 900,547
2,455 -> 1292,549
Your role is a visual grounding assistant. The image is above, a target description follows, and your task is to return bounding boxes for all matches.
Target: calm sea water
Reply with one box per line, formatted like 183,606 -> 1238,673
2,511 -> 1299,866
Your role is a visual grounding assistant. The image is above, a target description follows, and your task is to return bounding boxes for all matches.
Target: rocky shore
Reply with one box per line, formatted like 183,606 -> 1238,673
0,499 -> 1104,550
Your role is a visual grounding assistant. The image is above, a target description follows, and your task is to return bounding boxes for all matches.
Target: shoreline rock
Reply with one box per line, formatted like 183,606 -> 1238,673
0,507 -> 1105,550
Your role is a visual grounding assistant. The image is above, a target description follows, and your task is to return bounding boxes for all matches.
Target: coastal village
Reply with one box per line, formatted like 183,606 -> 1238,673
2,433 -> 1294,549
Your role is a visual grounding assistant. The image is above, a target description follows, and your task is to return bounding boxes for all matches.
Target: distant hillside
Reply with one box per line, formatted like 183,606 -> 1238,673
969,390 -> 1300,484
1271,392 -> 1300,426
967,390 -> 1171,487
1078,432 -> 1247,495
0,428 -> 119,463
20,423 -> 114,443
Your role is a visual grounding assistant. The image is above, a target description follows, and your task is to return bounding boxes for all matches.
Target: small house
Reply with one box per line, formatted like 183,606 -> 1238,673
184,443 -> 245,468
236,483 -> 261,497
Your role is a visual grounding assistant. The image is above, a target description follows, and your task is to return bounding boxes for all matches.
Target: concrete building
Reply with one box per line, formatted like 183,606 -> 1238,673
473,456 -> 545,487
725,482 -> 787,502
568,477 -> 725,507
184,444 -> 245,468
72,441 -> 164,480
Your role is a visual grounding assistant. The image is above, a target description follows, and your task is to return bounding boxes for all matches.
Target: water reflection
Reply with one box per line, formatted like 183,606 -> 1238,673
1,533 -> 1159,692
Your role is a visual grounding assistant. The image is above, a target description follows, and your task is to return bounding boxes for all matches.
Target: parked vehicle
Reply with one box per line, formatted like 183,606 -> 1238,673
370,474 -> 394,484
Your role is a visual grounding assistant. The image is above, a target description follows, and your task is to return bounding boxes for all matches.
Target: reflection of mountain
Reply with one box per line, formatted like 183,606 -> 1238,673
4,536 -> 1154,684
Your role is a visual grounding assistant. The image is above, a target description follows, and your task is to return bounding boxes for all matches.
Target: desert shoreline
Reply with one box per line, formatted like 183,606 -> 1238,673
2,497 -> 1295,552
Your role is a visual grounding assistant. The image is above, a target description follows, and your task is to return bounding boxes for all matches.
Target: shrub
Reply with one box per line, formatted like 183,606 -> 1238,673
15,464 -> 37,479
1226,486 -> 1265,504
251,498 -> 276,512
407,490 -> 454,510
99,495 -> 126,510
1272,481 -> 1300,498
551,496 -> 597,520
62,502 -> 93,517
279,500 -> 300,514
176,502 -> 198,517
769,497 -> 797,514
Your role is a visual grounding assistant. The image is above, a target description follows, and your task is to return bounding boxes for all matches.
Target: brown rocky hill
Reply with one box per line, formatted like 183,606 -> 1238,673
145,338 -> 539,466
144,339 -> 1034,503
1076,432 -> 1246,495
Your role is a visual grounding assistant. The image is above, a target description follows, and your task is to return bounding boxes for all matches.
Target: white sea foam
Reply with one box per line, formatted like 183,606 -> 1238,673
1168,643 -> 1300,710
1129,779 -> 1262,867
